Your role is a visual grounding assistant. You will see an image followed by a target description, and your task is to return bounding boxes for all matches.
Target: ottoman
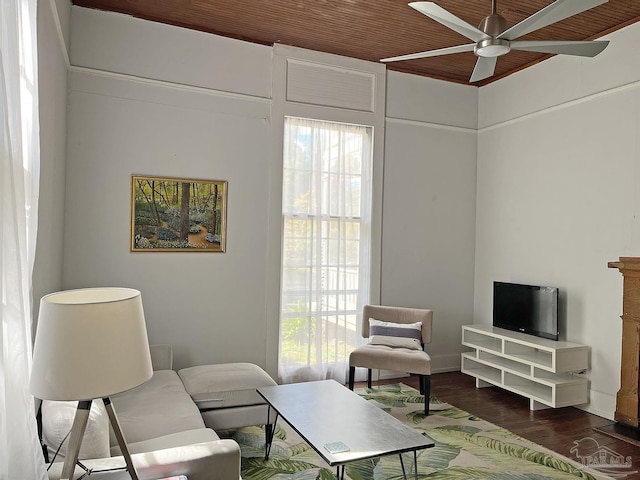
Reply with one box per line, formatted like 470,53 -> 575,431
178,363 -> 277,431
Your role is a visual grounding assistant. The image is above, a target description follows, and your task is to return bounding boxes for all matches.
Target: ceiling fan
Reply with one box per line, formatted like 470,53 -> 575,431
381,0 -> 610,82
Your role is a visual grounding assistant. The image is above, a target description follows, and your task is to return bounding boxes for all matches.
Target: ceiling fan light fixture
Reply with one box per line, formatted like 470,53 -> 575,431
475,38 -> 510,58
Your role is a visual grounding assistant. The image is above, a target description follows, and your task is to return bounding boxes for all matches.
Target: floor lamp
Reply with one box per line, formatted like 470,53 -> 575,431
29,287 -> 153,480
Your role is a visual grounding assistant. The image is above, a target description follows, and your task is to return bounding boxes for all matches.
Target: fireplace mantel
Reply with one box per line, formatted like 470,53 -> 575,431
608,257 -> 640,427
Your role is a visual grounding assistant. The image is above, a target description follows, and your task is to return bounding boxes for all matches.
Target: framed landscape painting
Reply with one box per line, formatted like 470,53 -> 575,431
131,175 -> 227,252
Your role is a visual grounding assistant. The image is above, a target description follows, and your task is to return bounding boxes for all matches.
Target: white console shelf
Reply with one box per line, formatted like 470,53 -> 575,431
461,324 -> 589,410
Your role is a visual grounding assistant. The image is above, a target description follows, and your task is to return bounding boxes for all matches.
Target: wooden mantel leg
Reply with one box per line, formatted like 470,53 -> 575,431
615,314 -> 640,427
609,257 -> 640,428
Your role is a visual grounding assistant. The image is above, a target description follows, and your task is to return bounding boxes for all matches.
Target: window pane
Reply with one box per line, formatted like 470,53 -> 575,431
279,117 -> 373,383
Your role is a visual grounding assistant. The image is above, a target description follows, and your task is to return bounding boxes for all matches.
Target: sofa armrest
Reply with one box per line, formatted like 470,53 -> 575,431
150,344 -> 173,371
46,439 -> 241,480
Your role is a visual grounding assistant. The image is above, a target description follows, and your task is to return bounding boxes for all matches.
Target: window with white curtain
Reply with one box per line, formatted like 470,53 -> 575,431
1,0 -> 46,477
278,116 -> 373,384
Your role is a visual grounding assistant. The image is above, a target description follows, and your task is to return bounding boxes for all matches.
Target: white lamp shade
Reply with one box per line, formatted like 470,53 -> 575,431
30,287 -> 153,401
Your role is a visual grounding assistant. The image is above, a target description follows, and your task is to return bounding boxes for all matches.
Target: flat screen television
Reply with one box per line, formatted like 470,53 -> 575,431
493,281 -> 559,341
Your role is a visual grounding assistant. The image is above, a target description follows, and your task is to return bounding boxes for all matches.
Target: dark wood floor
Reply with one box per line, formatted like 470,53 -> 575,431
358,371 -> 640,474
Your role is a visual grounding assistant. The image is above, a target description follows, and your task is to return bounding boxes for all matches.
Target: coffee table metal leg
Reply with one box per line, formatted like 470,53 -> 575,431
336,465 -> 345,479
399,453 -> 407,479
264,406 -> 279,460
399,451 -> 419,480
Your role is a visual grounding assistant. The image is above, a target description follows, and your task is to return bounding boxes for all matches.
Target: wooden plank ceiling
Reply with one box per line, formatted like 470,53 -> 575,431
72,0 -> 640,85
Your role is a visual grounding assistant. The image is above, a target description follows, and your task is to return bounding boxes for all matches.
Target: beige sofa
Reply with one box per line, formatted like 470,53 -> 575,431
42,346 -> 242,480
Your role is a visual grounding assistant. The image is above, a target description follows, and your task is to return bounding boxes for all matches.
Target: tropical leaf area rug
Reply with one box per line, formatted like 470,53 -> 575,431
218,383 -> 615,480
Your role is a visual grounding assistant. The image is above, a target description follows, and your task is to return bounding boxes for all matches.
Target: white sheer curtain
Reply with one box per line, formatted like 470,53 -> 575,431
0,0 -> 46,478
278,117 -> 373,384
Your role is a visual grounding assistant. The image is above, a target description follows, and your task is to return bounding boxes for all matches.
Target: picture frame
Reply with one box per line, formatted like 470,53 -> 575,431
131,175 -> 227,252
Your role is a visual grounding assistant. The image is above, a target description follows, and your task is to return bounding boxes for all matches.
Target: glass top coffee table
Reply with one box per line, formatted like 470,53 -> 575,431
257,379 -> 434,480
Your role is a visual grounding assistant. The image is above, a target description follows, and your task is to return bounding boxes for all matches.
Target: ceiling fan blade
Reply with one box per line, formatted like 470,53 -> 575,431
510,40 -> 609,57
409,2 -> 487,42
470,56 -> 497,83
381,43 -> 475,62
498,0 -> 608,41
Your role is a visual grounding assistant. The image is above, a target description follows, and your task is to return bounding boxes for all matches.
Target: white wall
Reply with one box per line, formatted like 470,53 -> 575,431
70,8 -> 271,99
34,0 -> 69,316
383,72 -> 478,371
64,6 -> 479,377
475,23 -> 640,419
65,8 -> 274,371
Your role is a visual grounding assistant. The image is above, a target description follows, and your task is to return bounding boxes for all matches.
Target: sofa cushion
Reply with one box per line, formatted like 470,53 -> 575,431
368,318 -> 423,350
41,399 -> 110,460
111,428 -> 220,455
178,363 -> 277,394
111,370 -> 205,446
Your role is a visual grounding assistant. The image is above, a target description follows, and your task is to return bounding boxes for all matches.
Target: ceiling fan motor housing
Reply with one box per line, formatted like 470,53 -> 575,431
478,12 -> 507,36
475,13 -> 510,57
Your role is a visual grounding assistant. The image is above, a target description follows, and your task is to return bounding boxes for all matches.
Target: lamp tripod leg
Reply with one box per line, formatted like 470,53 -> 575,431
103,397 -> 140,480
60,400 -> 92,480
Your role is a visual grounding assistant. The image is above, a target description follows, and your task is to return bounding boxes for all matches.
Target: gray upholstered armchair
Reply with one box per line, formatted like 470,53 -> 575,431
348,305 -> 433,415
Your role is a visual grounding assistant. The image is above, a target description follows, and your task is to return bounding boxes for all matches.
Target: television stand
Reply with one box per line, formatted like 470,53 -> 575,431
461,325 -> 589,410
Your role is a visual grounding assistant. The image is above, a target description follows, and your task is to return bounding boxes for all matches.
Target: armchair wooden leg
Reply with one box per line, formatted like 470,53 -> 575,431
367,369 -> 372,388
348,367 -> 355,390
